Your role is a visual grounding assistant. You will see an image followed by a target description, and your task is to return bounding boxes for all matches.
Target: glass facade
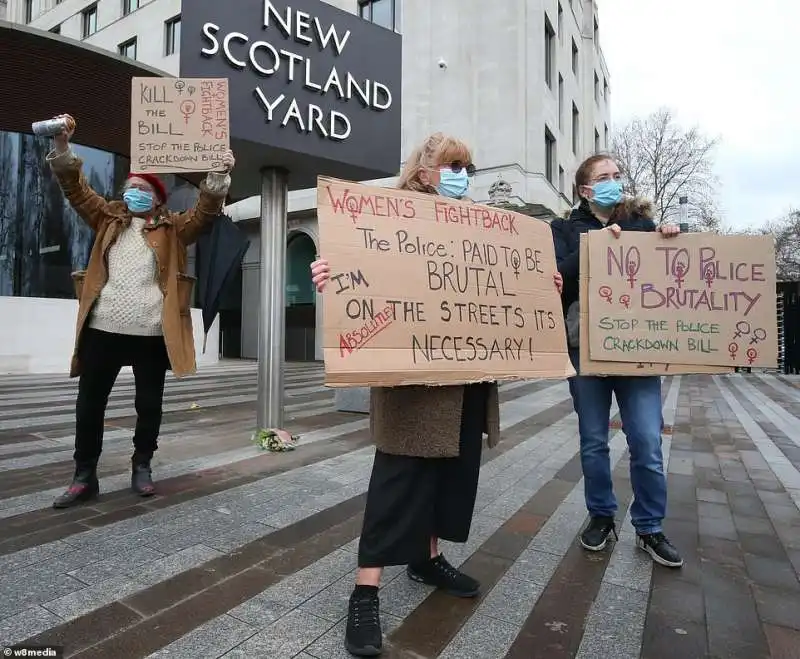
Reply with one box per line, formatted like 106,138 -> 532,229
0,130 -> 199,300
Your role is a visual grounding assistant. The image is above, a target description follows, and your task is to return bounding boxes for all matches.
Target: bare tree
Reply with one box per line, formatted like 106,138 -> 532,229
757,211 -> 800,281
612,108 -> 721,231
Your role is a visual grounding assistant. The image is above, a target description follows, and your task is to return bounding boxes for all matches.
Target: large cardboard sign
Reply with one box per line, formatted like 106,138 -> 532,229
317,177 -> 575,387
130,77 -> 230,174
586,231 -> 777,368
578,235 -> 733,376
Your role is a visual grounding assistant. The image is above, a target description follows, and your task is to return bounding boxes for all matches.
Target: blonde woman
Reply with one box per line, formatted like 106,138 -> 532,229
312,133 -> 563,656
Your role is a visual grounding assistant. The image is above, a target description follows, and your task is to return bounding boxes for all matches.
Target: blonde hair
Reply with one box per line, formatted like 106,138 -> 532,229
397,132 -> 473,193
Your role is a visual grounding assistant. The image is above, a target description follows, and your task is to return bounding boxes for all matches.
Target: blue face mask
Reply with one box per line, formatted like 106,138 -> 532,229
590,180 -> 623,208
123,187 -> 155,213
437,168 -> 470,199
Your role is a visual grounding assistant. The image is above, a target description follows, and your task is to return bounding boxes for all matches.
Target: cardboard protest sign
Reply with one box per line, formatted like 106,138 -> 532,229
578,235 -> 733,376
586,231 -> 777,368
317,177 -> 575,387
130,77 -> 229,174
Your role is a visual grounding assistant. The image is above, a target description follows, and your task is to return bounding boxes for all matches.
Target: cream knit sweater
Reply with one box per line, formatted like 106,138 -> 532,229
47,148 -> 231,337
89,216 -> 164,336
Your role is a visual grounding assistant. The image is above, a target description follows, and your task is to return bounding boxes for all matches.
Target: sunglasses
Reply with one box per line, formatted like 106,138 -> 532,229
442,161 -> 476,176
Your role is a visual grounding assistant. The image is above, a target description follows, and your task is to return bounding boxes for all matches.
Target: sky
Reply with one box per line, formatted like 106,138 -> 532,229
599,0 -> 799,230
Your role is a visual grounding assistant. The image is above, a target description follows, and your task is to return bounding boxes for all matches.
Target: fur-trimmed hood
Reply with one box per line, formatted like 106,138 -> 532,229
618,195 -> 655,220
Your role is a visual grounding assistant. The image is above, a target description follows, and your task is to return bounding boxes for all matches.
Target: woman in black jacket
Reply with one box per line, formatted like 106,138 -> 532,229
551,154 -> 684,568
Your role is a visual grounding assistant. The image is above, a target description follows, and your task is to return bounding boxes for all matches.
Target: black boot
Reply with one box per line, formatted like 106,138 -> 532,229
53,464 -> 99,509
131,453 -> 156,497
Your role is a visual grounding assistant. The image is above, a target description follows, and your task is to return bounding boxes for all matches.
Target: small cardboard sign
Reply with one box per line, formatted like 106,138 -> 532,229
317,177 -> 575,387
578,235 -> 733,376
130,77 -> 230,174
586,231 -> 777,368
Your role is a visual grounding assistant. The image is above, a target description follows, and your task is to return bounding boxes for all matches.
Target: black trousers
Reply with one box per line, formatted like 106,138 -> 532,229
74,328 -> 169,467
357,383 -> 488,568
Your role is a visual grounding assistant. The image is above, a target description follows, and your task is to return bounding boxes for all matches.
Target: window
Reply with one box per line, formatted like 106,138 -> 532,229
594,72 -> 599,104
557,2 -> 563,42
123,0 -> 140,16
24,0 -> 33,23
118,37 -> 137,59
544,15 -> 555,90
82,5 -> 98,38
572,103 -> 579,155
594,17 -> 599,45
358,0 -> 400,32
545,128 -> 556,185
165,16 -> 181,56
558,74 -> 564,131
604,78 -> 609,100
571,38 -> 579,75
594,128 -> 600,153
604,123 -> 609,148
559,166 -> 565,194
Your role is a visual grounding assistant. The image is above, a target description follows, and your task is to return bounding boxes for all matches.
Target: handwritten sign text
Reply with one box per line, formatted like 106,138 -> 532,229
130,77 -> 230,173
587,232 -> 777,368
317,178 -> 573,387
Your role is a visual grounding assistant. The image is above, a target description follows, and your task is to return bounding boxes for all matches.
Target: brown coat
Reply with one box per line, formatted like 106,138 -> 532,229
49,151 -> 227,378
370,381 -> 500,459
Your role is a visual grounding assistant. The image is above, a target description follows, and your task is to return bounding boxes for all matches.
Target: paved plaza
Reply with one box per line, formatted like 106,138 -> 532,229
0,363 -> 799,658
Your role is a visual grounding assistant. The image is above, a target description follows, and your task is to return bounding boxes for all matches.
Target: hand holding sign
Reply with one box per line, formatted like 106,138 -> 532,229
311,258 -> 331,293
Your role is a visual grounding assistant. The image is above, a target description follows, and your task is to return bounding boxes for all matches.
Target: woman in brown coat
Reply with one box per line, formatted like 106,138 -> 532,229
45,115 -> 235,509
311,132 -> 563,656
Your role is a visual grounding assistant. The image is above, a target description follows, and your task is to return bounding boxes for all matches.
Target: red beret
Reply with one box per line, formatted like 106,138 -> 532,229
127,173 -> 168,205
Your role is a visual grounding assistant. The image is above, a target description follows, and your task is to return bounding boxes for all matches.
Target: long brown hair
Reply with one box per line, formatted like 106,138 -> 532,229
397,132 -> 473,193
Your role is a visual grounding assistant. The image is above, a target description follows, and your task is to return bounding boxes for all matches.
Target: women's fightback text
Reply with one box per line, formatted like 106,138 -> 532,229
316,178 -> 573,386
586,231 -> 777,368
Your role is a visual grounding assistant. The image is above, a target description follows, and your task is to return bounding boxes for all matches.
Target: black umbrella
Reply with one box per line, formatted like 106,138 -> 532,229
195,213 -> 249,352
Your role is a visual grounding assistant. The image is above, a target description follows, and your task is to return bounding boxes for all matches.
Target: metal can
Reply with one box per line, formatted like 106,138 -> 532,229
31,116 -> 75,137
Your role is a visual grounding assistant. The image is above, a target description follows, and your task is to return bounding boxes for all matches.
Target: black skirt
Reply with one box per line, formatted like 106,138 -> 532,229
357,383 -> 489,568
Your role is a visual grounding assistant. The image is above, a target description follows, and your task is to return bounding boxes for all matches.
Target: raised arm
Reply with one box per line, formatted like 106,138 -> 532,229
46,114 -> 111,232
172,151 -> 235,245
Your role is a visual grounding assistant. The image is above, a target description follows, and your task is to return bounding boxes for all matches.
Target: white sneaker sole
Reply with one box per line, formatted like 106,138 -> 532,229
580,537 -> 608,551
637,541 -> 684,568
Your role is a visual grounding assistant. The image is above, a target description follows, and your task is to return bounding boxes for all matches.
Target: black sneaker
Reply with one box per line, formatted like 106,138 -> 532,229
345,588 -> 382,657
636,532 -> 684,567
407,554 -> 480,598
580,516 -> 618,551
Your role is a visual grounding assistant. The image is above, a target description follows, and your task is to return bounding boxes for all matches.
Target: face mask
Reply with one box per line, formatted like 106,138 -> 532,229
437,168 -> 469,199
123,187 -> 154,213
589,180 -> 623,208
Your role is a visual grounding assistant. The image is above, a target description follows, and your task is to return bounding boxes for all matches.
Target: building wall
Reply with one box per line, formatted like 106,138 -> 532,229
0,297 -> 218,374
12,0 -> 611,210
0,0 -> 7,20
7,0 -> 612,364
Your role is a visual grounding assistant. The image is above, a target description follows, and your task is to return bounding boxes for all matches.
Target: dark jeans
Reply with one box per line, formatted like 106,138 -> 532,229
74,328 -> 169,467
568,350 -> 667,535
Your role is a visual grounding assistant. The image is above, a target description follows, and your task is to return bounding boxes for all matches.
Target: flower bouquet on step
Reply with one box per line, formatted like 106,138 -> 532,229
252,428 -> 299,452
